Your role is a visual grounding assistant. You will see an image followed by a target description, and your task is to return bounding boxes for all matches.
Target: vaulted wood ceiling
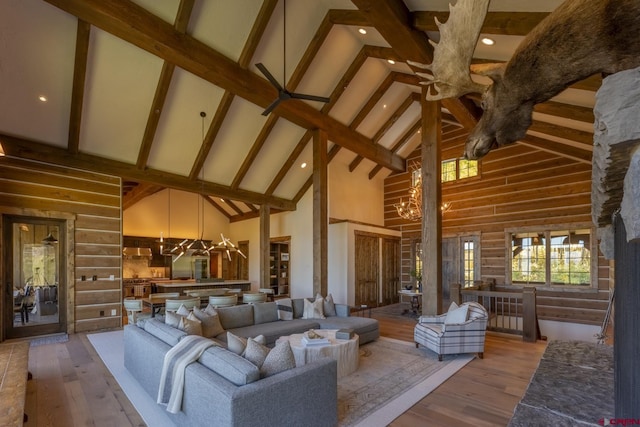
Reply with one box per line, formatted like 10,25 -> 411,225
0,0 -> 596,221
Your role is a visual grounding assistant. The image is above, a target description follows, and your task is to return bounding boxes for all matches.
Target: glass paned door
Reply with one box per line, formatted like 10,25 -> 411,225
4,215 -> 66,339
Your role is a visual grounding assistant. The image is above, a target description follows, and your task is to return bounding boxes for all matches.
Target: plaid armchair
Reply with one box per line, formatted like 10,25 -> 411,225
414,301 -> 488,361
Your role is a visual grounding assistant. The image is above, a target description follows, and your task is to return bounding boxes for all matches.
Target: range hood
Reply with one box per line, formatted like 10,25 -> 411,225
122,247 -> 153,258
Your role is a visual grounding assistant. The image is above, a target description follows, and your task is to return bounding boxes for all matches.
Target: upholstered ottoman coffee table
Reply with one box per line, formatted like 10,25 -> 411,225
276,329 -> 359,378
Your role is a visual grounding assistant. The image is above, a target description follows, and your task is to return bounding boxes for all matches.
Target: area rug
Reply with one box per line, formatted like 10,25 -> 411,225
508,340 -> 614,426
29,333 -> 69,347
88,330 -> 472,427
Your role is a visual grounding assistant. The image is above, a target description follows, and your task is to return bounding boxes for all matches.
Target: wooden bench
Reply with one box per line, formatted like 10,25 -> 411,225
0,341 -> 30,425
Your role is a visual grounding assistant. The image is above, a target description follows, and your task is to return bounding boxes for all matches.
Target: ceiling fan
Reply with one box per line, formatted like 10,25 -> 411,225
255,0 -> 330,116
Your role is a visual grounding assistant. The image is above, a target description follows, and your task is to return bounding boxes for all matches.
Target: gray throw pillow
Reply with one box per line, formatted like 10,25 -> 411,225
165,311 -> 183,328
192,306 -> 225,338
277,298 -> 293,320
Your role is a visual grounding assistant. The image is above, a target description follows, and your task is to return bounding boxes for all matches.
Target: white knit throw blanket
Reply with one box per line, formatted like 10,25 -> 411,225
157,335 -> 217,414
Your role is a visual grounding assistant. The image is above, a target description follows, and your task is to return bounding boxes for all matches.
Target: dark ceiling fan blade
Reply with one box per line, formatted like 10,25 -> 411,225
290,92 -> 331,103
255,63 -> 284,92
261,98 -> 282,116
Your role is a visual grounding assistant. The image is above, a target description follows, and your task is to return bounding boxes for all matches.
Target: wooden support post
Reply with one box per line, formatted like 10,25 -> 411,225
313,129 -> 328,296
260,205 -> 270,291
522,287 -> 538,342
421,89 -> 442,315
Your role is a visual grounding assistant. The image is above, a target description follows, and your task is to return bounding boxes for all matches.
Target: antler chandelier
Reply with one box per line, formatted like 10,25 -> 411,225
394,164 -> 423,221
394,163 -> 452,221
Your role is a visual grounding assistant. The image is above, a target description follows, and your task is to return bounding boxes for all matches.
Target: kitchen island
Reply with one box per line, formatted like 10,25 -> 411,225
150,279 -> 251,294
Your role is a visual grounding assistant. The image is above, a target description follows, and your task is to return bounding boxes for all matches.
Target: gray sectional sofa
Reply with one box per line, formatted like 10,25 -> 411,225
123,297 -> 379,426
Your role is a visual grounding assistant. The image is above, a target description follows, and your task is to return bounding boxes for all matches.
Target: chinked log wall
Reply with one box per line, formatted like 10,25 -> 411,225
384,123 -> 611,326
0,157 -> 121,333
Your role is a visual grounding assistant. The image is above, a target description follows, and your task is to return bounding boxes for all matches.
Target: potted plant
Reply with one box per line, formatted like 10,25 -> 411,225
410,270 -> 422,292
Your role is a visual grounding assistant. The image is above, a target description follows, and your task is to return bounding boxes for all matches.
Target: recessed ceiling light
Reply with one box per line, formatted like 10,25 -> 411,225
387,59 -> 395,65
481,37 -> 495,46
383,104 -> 387,109
300,162 -> 307,169
38,95 -> 47,102
220,198 -> 225,203
358,28 -> 367,35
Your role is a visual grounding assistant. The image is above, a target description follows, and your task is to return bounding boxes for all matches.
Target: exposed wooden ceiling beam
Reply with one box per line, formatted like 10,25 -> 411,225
68,20 -> 90,155
534,101 -> 595,123
137,0 -> 195,171
203,195 -> 232,220
519,134 -> 592,164
412,11 -> 549,36
44,0 -> 404,172
369,117 -> 422,180
529,121 -> 593,146
0,134 -> 295,210
352,0 -> 480,131
190,0 -> 278,180
123,182 -> 163,210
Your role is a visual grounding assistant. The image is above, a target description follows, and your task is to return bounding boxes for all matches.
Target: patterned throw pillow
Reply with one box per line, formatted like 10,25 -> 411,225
243,338 -> 271,368
261,341 -> 296,378
192,306 -> 225,338
302,298 -> 325,319
277,298 -> 293,320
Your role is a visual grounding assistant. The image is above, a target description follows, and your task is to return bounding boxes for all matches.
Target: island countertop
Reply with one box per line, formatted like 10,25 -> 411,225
151,279 -> 252,293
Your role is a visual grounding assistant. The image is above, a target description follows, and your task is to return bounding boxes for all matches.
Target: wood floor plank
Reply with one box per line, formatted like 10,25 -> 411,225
21,308 -> 545,426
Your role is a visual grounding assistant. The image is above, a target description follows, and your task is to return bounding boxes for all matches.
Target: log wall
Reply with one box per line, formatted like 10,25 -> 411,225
0,157 -> 121,333
384,124 -> 611,325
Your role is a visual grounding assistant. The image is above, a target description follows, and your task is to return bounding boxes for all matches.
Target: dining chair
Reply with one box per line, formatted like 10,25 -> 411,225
165,297 -> 199,312
242,292 -> 268,304
208,294 -> 238,308
123,297 -> 151,325
148,292 -> 180,315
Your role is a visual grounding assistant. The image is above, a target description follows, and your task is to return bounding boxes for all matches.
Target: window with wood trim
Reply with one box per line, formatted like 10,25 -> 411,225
509,228 -> 593,287
441,158 -> 479,183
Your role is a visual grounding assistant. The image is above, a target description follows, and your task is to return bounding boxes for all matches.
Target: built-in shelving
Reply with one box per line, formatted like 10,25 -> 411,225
269,242 -> 289,296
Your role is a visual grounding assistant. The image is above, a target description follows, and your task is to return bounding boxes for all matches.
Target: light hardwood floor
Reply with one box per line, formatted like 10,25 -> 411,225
22,314 -> 546,427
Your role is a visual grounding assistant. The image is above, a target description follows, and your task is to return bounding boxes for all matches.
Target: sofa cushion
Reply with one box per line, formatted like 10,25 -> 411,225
165,311 -> 183,328
302,298 -> 325,319
217,304 -> 254,329
243,338 -> 270,367
323,294 -> 337,317
445,304 -> 469,325
228,319 -> 321,347
292,298 -> 305,319
261,341 -> 296,378
315,316 -> 379,335
276,298 -> 293,320
179,313 -> 203,336
192,306 -> 225,338
253,302 -> 279,325
198,345 -> 261,386
143,318 -> 187,347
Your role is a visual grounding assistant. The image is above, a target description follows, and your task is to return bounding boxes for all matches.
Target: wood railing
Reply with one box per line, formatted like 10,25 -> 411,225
450,283 -> 541,342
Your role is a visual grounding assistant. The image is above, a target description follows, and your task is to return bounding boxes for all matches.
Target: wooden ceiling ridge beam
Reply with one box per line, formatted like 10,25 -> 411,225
412,11 -> 549,36
232,8 -> 334,191
189,0 -> 278,180
137,0 -> 195,171
349,92 -> 416,172
0,134 -> 295,210
68,20 -> 90,155
351,0 -> 479,130
44,0 -> 404,172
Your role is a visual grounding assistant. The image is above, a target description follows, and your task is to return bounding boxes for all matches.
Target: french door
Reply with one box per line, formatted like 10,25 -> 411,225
3,215 -> 66,339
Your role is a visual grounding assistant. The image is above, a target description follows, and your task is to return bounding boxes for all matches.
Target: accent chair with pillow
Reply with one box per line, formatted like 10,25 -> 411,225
414,301 -> 488,361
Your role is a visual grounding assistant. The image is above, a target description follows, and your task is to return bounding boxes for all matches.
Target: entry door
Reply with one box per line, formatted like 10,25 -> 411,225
3,215 -> 66,339
381,238 -> 400,305
354,233 -> 379,308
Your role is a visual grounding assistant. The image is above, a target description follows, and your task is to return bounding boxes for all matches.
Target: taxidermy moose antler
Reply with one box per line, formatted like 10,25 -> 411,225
410,0 -> 640,160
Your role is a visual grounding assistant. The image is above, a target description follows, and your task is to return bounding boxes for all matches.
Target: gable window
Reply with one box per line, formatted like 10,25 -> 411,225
441,158 -> 479,183
508,227 -> 594,287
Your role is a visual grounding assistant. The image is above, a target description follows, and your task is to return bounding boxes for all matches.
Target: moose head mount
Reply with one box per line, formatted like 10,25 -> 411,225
410,0 -> 640,159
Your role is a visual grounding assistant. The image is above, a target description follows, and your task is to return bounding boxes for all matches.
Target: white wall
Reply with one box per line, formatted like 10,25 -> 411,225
123,188 -> 230,240
124,160 -> 393,300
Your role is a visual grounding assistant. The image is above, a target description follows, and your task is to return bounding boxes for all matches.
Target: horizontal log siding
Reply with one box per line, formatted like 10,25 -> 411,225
0,157 -> 121,333
384,126 -> 610,325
